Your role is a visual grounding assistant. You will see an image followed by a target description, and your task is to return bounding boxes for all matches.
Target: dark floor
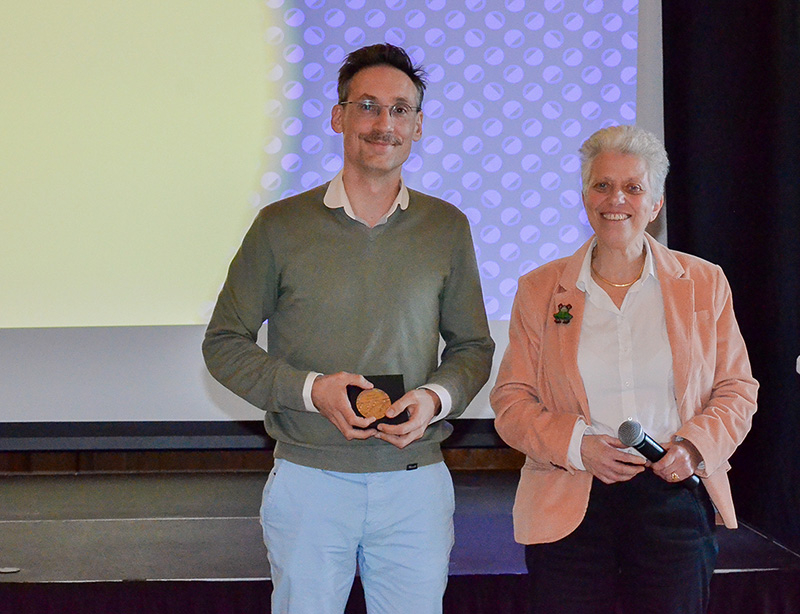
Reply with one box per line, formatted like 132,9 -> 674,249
1,471 -> 798,613
2,470 -> 798,581
0,471 -> 525,583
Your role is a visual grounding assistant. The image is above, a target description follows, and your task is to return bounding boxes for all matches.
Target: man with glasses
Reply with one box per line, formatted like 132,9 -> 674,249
203,44 -> 494,614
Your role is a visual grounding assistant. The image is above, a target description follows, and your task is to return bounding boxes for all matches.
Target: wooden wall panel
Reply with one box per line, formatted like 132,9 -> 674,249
0,448 -> 524,474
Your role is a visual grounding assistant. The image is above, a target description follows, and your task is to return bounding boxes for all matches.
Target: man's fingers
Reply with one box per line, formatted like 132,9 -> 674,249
376,415 -> 416,436
342,425 -> 378,440
375,427 -> 423,449
312,371 -> 383,438
354,374 -> 374,390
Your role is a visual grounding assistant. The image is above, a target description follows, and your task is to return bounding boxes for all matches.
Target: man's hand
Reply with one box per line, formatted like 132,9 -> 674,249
375,388 -> 440,449
311,372 -> 377,440
581,434 -> 647,484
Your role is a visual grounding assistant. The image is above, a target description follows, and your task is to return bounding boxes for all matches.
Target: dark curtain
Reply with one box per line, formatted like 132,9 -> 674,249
662,3 -> 800,552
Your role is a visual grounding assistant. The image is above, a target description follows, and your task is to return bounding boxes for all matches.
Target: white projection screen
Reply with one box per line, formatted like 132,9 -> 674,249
0,1 -> 663,447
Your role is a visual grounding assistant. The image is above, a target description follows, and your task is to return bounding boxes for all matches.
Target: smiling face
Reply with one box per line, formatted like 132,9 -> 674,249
583,151 -> 664,252
331,64 -> 423,181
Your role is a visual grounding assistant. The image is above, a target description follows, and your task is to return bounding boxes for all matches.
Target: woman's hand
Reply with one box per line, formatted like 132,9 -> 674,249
581,434 -> 647,484
650,440 -> 703,483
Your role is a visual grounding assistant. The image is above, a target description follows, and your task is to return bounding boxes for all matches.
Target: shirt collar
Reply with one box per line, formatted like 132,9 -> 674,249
323,170 -> 409,227
576,236 -> 658,294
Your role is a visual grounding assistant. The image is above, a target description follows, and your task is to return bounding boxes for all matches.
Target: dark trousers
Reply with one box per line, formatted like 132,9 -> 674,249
525,471 -> 718,614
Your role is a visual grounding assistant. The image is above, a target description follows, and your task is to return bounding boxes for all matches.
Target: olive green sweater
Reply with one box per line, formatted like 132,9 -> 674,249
203,183 -> 494,472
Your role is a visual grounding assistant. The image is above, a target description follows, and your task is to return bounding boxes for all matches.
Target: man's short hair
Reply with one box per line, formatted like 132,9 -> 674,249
337,43 -> 428,106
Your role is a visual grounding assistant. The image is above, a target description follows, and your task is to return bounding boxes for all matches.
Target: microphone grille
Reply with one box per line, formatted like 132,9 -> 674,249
617,420 -> 644,447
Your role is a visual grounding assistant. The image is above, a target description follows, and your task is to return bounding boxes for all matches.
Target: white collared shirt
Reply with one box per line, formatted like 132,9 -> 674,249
567,238 -> 682,470
300,171 -> 452,421
322,169 -> 409,226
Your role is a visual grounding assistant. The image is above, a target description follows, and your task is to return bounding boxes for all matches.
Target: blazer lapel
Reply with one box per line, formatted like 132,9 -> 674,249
650,236 -> 695,419
553,242 -> 592,421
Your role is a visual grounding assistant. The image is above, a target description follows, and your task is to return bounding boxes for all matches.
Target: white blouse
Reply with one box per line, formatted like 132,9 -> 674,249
567,238 -> 681,470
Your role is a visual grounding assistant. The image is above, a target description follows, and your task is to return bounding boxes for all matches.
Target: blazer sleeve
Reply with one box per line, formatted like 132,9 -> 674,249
490,273 -> 582,472
675,265 -> 758,477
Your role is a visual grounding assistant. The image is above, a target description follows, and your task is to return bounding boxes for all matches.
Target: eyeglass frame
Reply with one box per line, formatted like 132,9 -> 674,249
338,100 -> 422,120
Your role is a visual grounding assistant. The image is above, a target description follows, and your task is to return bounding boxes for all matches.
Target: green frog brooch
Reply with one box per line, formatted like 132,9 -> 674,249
553,303 -> 573,324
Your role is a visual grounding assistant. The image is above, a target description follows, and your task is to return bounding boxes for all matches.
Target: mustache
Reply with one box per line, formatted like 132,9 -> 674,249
362,132 -> 402,146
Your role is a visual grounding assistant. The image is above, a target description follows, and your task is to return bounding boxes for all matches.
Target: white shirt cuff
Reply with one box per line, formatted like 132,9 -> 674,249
419,384 -> 451,422
568,419 -> 589,471
302,372 -> 322,412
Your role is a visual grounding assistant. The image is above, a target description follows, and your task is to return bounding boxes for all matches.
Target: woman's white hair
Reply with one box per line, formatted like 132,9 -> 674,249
579,125 -> 670,201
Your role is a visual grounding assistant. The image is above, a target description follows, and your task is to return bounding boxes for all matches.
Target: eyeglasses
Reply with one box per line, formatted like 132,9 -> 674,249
339,100 -> 421,121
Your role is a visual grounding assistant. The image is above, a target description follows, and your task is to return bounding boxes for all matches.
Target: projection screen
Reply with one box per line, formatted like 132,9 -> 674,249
0,0 -> 663,448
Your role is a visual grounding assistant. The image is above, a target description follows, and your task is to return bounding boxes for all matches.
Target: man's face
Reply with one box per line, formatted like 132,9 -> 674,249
331,65 -> 423,179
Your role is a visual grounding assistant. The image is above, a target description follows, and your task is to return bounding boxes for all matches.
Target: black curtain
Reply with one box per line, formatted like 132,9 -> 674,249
662,3 -> 800,552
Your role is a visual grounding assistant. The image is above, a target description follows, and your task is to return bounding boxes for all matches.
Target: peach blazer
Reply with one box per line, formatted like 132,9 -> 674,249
491,234 -> 758,544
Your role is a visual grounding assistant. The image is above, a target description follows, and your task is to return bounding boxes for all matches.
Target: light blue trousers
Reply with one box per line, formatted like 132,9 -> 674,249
260,459 -> 455,614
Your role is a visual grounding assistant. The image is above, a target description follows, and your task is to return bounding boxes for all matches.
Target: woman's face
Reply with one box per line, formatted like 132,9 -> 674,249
583,151 -> 663,251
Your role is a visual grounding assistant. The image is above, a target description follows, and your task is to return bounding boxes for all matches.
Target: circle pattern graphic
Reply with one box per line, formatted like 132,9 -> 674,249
259,0 -> 638,320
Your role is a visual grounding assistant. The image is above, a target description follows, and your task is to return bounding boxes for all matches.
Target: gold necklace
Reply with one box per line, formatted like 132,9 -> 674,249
591,255 -> 646,288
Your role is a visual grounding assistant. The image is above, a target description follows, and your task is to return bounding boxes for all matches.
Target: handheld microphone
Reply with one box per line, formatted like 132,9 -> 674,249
617,420 -> 700,490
